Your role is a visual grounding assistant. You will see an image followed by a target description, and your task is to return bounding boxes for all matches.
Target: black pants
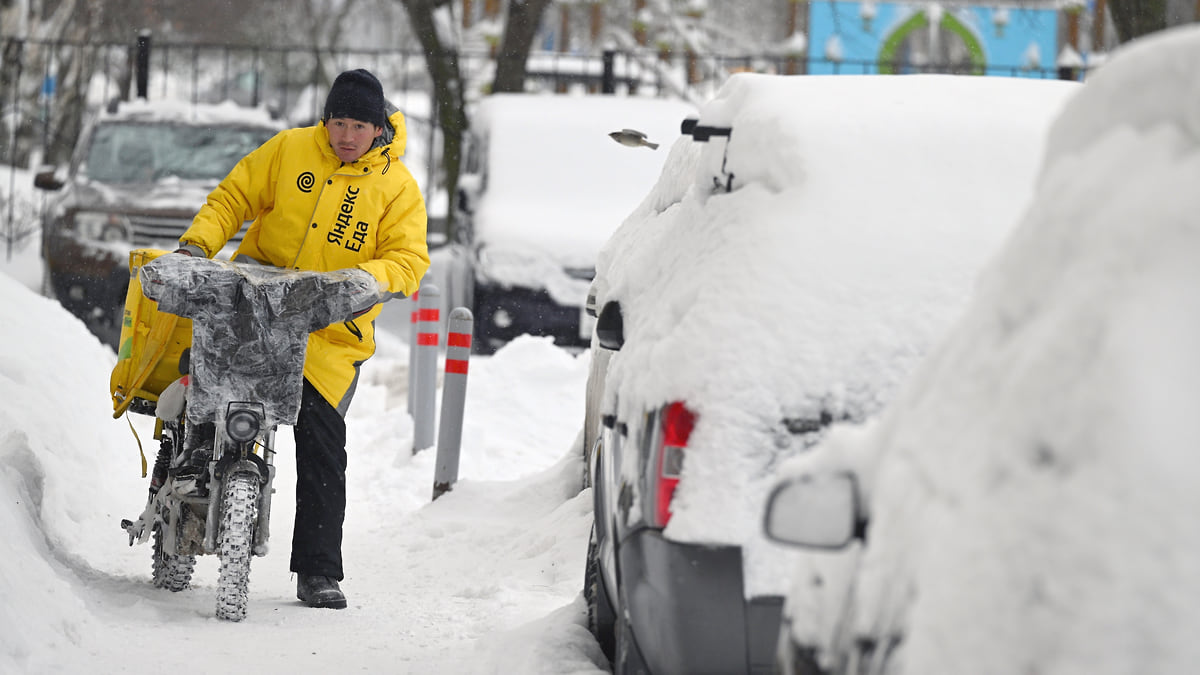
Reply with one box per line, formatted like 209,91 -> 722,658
290,379 -> 347,580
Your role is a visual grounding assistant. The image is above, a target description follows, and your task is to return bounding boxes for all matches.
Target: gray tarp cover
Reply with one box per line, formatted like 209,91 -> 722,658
139,254 -> 383,429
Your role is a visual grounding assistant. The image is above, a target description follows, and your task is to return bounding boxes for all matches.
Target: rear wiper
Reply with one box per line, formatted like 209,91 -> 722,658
782,411 -> 835,435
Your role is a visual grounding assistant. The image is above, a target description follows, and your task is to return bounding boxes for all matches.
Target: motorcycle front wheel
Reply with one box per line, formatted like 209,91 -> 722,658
214,472 -> 261,621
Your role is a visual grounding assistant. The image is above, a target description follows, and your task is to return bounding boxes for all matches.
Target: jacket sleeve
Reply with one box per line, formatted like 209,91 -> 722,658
180,131 -> 285,257
357,172 -> 430,298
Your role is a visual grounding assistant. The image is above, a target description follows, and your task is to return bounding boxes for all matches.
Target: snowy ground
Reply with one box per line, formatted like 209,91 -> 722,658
6,24 -> 1196,671
0,233 -> 608,673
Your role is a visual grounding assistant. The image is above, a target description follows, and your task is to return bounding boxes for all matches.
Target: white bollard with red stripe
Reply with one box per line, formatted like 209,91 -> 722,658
411,283 -> 440,454
406,288 -> 420,415
433,307 -> 473,500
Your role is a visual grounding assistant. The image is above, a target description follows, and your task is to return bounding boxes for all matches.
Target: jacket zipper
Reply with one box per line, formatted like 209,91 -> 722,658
290,170 -> 334,269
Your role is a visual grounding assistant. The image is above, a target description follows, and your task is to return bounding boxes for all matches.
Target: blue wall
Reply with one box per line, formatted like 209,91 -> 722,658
806,2 -> 1059,77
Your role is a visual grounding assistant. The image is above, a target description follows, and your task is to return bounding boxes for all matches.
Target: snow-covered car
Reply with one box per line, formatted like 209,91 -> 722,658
35,99 -> 282,348
763,26 -> 1200,675
449,93 -> 695,354
582,72 -> 1078,674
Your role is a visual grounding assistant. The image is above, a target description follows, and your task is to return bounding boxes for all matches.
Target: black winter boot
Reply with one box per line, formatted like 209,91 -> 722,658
297,574 -> 347,609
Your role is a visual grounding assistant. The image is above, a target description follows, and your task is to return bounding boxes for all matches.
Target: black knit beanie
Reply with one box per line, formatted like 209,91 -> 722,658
323,69 -> 388,128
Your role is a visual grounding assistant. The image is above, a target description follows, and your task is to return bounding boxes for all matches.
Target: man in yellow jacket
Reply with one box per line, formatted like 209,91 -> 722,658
175,69 -> 430,609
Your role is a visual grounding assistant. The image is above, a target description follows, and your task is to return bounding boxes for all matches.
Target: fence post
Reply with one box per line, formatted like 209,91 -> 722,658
135,31 -> 151,100
411,283 -> 440,454
433,308 -> 473,500
601,49 -> 615,94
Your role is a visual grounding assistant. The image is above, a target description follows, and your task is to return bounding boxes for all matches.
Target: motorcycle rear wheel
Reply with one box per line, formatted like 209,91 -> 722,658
214,472 -> 260,621
151,522 -> 196,592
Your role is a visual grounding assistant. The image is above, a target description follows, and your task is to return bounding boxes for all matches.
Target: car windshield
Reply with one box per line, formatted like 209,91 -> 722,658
83,121 -> 276,184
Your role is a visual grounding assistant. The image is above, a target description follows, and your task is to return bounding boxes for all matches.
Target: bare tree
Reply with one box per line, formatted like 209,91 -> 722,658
398,0 -> 471,243
1,0 -> 103,166
491,0 -> 554,93
1106,0 -> 1170,43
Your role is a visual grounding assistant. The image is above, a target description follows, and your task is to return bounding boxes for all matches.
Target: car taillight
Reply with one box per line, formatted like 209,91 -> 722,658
655,401 -> 695,527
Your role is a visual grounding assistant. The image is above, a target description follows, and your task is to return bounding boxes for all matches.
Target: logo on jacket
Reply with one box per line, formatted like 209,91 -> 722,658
328,185 -> 371,252
297,171 -> 316,193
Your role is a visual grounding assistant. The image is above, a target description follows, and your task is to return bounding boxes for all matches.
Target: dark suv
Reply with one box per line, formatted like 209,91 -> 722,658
35,99 -> 281,348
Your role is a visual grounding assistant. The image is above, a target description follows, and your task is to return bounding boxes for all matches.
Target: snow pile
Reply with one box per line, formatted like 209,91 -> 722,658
0,273 -> 143,669
804,24 -> 1200,673
0,253 -> 600,672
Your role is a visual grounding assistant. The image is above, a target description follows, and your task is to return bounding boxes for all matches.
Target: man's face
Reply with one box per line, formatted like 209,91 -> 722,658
327,117 -> 383,163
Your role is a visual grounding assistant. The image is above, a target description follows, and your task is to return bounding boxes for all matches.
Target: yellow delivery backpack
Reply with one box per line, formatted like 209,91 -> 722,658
110,248 -> 193,419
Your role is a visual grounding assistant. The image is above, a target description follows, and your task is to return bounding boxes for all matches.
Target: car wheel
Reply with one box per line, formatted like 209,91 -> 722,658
470,293 -> 499,356
584,524 -> 616,662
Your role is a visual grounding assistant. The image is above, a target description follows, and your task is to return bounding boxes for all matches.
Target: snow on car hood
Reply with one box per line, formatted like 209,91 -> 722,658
73,177 -> 218,214
596,73 -> 1079,597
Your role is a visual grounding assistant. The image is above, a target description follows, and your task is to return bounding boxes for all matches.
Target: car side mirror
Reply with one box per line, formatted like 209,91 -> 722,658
456,174 -> 482,215
764,472 -> 863,550
595,301 -> 624,350
584,277 -> 608,319
34,168 -> 65,191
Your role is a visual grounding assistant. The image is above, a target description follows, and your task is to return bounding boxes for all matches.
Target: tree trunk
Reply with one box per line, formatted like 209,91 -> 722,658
491,0 -> 553,93
1106,0 -> 1168,43
589,1 -> 604,44
1093,0 -> 1109,50
633,0 -> 648,46
0,38 -> 27,165
398,0 -> 469,244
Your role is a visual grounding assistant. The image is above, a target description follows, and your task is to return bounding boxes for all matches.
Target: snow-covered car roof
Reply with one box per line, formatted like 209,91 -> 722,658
789,26 -> 1200,672
471,94 -> 697,268
596,72 -> 1079,594
96,97 -> 282,127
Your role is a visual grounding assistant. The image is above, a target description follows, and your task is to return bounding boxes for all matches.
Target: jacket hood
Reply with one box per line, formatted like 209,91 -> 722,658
378,102 -> 404,152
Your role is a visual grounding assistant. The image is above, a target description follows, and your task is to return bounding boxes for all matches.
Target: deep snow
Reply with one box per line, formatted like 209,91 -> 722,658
0,239 -> 606,673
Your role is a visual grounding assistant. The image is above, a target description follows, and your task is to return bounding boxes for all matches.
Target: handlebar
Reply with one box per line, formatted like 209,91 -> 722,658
139,254 -> 385,428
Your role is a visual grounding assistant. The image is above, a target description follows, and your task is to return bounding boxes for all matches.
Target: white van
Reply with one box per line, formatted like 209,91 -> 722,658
448,93 -> 695,354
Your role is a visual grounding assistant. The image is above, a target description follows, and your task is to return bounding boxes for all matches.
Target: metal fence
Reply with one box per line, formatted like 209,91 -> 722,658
1,37 -> 443,163
0,34 -> 1083,257
1,34 -> 1082,163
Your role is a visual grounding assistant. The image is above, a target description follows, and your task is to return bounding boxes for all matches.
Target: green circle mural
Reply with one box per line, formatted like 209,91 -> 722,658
878,10 -> 986,75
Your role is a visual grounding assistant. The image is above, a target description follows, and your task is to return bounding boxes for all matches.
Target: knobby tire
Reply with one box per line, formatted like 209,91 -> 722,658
214,472 -> 260,621
151,522 -> 195,592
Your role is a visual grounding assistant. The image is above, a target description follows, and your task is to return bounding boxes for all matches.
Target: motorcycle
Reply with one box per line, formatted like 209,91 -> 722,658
119,253 -> 382,621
